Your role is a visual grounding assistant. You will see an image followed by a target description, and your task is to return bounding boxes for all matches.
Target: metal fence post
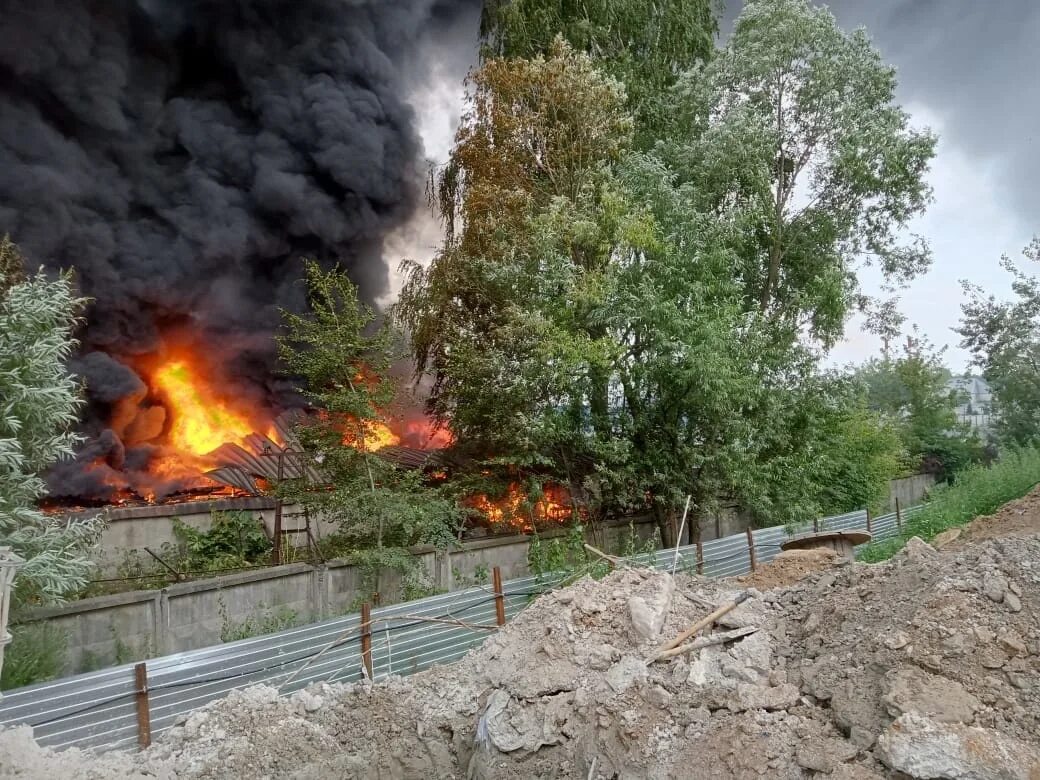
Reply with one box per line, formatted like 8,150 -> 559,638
134,662 -> 151,748
696,539 -> 704,575
492,567 -> 506,627
746,527 -> 757,572
360,603 -> 373,679
865,507 -> 872,534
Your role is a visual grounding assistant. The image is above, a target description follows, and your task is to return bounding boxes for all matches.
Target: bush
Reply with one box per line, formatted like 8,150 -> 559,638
1,622 -> 68,690
859,447 -> 1040,562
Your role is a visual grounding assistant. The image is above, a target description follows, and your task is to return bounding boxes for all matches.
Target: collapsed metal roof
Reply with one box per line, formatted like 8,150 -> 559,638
204,410 -> 446,496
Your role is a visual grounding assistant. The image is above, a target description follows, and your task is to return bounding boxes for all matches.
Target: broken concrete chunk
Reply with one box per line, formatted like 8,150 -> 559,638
728,683 -> 800,712
605,656 -> 649,694
982,571 -> 1007,603
883,631 -> 910,650
794,737 -> 859,773
882,667 -> 980,724
627,574 -> 675,640
877,712 -> 1040,780
1004,591 -> 1023,612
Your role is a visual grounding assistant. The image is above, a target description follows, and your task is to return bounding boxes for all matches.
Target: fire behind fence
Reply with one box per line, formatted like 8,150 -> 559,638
0,503 -> 920,753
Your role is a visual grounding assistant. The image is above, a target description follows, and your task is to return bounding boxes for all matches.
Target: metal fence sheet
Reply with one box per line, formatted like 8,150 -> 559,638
0,503 -> 917,752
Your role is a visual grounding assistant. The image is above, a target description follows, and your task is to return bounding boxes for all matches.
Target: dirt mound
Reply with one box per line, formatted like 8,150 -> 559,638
739,547 -> 841,590
945,483 -> 1040,546
4,531 -> 1040,779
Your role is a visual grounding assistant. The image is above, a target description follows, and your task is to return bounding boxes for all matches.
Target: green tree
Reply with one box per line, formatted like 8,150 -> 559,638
0,236 -> 102,608
278,261 -> 460,593
662,0 -> 936,343
479,0 -> 716,145
398,0 -> 936,544
854,332 -> 979,480
959,237 -> 1040,445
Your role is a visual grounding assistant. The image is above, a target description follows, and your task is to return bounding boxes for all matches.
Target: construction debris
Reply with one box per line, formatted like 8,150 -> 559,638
3,521 -> 1040,778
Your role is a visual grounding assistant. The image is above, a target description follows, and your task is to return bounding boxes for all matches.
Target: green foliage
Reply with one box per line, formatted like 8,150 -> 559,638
0,237 -> 103,609
812,398 -> 907,515
480,0 -> 716,146
278,261 -> 462,592
859,447 -> 1040,562
0,622 -> 67,690
218,601 -> 299,643
172,511 -> 272,572
528,524 -> 609,586
855,333 -> 983,481
398,0 -> 936,546
959,237 -> 1040,446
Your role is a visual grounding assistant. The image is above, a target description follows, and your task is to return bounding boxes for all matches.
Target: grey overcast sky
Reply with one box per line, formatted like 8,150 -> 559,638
398,1 -> 1039,373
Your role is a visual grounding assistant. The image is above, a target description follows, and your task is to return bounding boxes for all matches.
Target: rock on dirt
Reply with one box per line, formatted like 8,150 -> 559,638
877,712 -> 1040,779
3,525 -> 1040,779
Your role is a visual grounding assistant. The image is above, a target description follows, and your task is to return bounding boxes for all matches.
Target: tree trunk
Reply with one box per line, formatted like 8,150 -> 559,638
654,503 -> 677,549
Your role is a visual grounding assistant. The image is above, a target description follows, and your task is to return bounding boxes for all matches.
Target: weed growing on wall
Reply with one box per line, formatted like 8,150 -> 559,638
218,600 -> 300,643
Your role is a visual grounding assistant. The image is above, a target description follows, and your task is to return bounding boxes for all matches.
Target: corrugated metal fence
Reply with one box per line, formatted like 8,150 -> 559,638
0,504 -> 919,752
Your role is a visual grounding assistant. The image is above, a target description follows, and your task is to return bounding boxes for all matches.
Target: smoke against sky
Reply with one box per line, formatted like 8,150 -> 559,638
0,0 -> 479,498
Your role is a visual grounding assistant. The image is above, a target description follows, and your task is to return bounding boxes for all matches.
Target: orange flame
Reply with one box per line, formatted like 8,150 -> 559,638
467,483 -> 574,531
152,359 -> 258,456
354,420 -> 401,451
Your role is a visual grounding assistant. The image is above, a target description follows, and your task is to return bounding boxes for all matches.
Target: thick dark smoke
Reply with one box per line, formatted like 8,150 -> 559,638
0,0 -> 479,500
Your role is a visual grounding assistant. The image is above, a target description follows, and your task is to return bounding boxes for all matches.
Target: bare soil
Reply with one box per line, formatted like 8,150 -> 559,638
948,483 -> 1040,546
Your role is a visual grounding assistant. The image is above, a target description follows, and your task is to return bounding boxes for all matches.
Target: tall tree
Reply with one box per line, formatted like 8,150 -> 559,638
0,237 -> 102,608
959,237 -> 1040,445
479,0 -> 716,146
278,261 -> 460,594
662,0 -> 936,343
398,1 -> 936,544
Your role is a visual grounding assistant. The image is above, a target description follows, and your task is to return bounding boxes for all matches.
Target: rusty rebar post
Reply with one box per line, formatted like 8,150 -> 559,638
134,662 -> 151,748
895,497 -> 903,532
360,603 -> 373,679
492,566 -> 506,627
696,539 -> 704,575
865,507 -> 872,534
746,527 -> 757,572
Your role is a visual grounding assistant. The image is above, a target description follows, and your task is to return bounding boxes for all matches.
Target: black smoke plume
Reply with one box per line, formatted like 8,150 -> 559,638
0,0 -> 479,501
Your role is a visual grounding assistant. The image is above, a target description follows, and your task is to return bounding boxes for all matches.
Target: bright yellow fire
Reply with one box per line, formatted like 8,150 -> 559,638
344,419 -> 401,451
152,359 -> 256,456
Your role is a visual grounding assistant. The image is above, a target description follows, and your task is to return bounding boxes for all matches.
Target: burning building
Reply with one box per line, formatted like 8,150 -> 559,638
0,0 -> 480,505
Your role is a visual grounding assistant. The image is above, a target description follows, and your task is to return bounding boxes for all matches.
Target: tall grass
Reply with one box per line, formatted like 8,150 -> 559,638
859,448 -> 1040,562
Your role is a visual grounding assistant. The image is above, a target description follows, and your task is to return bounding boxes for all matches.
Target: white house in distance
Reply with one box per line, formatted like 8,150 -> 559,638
946,375 -> 996,432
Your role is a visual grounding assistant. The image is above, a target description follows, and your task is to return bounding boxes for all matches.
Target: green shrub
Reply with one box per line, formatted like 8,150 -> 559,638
218,601 -> 299,643
1,623 -> 68,690
859,447 -> 1040,562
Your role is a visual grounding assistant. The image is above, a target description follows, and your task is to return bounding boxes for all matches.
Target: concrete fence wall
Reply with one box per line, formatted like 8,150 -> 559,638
887,472 -> 936,511
25,516 -> 659,675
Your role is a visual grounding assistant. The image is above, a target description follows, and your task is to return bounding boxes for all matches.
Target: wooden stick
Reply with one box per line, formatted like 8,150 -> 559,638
671,495 -> 692,575
389,614 -> 500,631
134,662 -> 151,748
492,566 -> 506,626
657,591 -> 751,652
583,543 -> 628,568
696,539 -> 704,575
360,602 -> 373,679
746,527 -> 757,572
651,626 -> 758,663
